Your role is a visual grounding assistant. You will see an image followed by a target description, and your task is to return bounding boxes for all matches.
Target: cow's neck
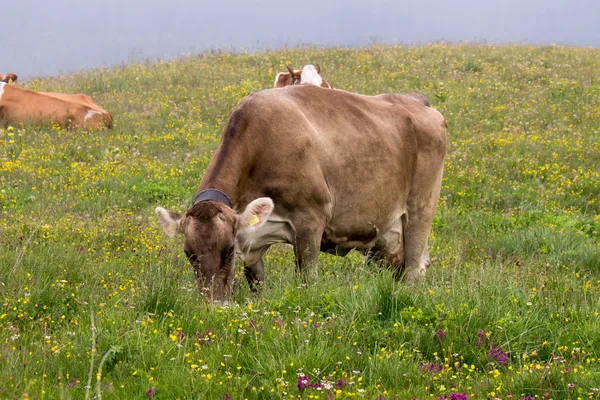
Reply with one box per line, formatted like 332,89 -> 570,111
196,137 -> 249,210
192,188 -> 232,208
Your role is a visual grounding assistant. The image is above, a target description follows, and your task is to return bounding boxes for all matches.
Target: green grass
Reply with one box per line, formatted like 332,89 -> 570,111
1,44 -> 599,399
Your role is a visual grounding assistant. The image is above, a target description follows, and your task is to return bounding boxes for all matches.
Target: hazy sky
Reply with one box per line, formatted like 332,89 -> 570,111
3,0 -> 599,79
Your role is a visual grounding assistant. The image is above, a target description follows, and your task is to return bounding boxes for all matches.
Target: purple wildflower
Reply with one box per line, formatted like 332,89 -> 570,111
177,331 -> 184,340
335,379 -> 345,388
224,395 -> 231,400
297,375 -> 309,390
449,394 -> 468,400
146,388 -> 154,397
436,329 -> 445,340
488,344 -> 508,364
476,329 -> 485,347
249,320 -> 255,328
519,397 -> 534,400
419,362 -> 443,373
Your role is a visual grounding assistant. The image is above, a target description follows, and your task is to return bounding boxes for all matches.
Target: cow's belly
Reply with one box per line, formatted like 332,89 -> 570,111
321,207 -> 405,256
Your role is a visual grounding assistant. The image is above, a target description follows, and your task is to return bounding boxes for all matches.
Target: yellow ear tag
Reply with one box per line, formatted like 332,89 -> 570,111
248,214 -> 260,227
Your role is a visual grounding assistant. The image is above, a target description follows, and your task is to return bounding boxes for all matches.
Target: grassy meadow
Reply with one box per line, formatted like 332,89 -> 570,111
1,44 -> 599,399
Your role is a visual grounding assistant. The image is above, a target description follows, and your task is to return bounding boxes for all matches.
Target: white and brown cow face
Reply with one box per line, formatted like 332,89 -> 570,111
0,73 -> 18,83
273,64 -> 333,89
300,64 -> 323,86
155,198 -> 274,301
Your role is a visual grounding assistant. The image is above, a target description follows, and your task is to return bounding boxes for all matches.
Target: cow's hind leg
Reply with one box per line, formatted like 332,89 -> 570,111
402,225 -> 431,282
402,172 -> 443,282
244,259 -> 265,292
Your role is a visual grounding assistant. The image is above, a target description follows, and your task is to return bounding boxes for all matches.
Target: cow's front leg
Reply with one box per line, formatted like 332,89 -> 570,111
244,258 -> 265,292
293,228 -> 321,284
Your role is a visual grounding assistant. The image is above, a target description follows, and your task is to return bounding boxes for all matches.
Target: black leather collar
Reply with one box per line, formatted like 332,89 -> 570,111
192,189 -> 232,208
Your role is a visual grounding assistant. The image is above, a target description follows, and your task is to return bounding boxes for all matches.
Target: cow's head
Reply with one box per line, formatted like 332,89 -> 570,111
0,73 -> 18,83
155,197 -> 274,301
273,66 -> 302,88
300,64 -> 323,87
273,64 -> 333,89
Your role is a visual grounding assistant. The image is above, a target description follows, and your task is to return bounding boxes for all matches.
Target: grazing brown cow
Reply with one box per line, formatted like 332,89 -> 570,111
156,85 -> 446,301
273,64 -> 334,88
0,81 -> 112,129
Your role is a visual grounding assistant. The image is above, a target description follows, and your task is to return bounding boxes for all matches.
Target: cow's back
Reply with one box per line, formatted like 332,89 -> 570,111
376,92 -> 430,107
41,92 -> 111,115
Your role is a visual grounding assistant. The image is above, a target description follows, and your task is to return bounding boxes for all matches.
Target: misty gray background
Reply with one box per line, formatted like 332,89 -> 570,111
3,0 -> 599,80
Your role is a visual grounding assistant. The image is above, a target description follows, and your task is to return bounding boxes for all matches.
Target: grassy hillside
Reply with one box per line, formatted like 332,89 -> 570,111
1,44 -> 599,399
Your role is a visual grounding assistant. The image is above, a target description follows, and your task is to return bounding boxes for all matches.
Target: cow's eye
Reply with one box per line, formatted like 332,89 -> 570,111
184,249 -> 197,263
221,243 -> 235,262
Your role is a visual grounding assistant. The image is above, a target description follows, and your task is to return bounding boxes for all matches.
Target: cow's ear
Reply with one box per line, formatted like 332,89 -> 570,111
315,64 -> 321,73
237,198 -> 274,231
155,207 -> 183,237
287,65 -> 301,77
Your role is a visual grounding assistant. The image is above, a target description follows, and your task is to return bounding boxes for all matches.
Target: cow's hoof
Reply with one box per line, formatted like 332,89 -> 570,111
212,300 -> 233,309
404,266 -> 426,283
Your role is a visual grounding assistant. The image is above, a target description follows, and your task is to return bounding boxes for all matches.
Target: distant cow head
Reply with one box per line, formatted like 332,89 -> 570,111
273,66 -> 302,88
0,73 -> 18,83
273,64 -> 333,89
155,197 -> 274,301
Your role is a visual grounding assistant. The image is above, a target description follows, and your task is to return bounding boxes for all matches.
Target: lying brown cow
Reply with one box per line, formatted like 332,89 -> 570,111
274,64 -> 334,88
0,74 -> 112,129
156,85 -> 447,301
